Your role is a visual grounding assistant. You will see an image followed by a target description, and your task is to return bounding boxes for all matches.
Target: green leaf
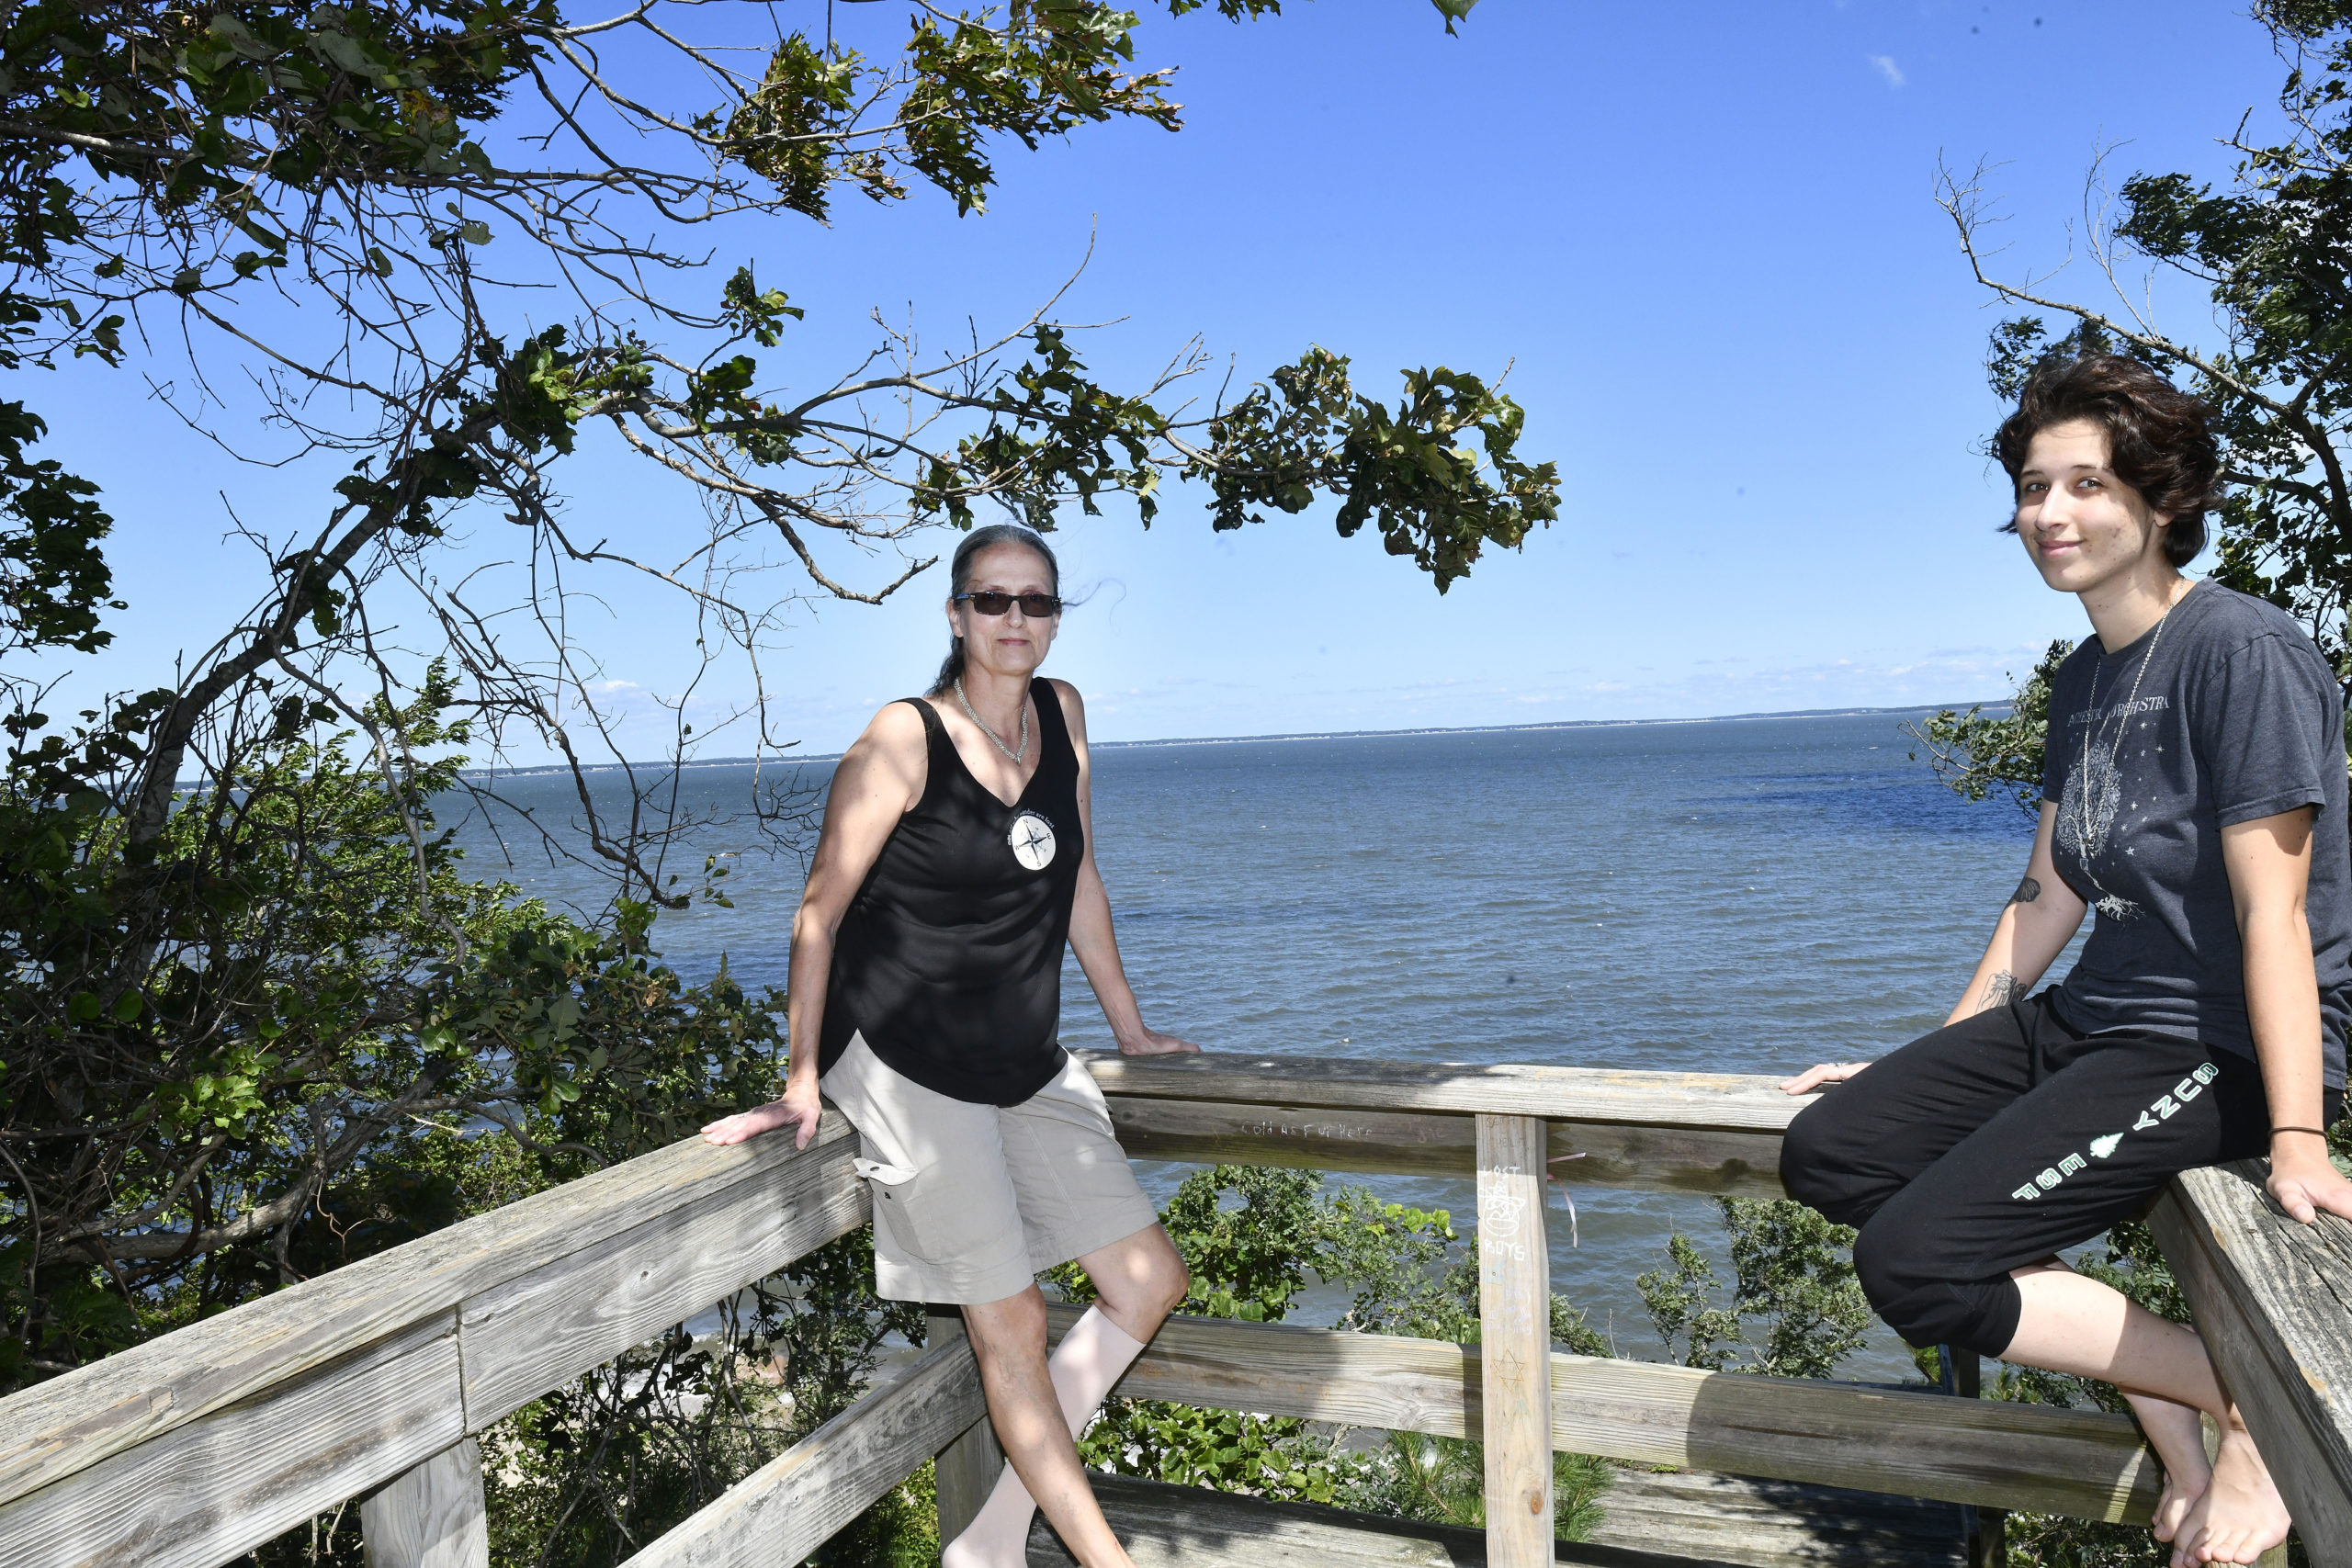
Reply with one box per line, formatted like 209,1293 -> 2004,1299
110,989 -> 143,1023
308,29 -> 384,79
208,14 -> 272,58
1428,0 -> 1478,34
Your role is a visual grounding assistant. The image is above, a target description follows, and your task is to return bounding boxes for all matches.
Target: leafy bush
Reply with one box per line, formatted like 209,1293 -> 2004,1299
1636,1198 -> 1872,1380
0,682 -> 796,1393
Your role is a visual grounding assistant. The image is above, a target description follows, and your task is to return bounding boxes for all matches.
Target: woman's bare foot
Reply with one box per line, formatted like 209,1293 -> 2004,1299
2152,1470 -> 2206,1548
2122,1393 -> 2210,1544
2172,1427 -> 2290,1566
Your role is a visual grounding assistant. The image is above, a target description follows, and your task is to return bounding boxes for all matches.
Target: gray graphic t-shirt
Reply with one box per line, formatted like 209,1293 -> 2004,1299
2039,582 -> 2351,1087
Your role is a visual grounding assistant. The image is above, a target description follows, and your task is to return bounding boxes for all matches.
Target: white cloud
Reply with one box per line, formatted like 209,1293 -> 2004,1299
1869,54 -> 1905,88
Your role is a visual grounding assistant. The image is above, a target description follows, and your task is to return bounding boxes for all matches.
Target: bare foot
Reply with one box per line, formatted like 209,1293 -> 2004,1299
2152,1469 -> 2205,1546
2172,1427 -> 2290,1566
940,1461 -> 1038,1568
2122,1393 -> 2210,1544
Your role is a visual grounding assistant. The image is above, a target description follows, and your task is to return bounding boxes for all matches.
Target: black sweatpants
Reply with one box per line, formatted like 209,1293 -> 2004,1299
1779,990 -> 2338,1359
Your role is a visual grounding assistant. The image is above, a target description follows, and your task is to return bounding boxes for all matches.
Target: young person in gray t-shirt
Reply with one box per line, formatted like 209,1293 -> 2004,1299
1777,354 -> 2351,1568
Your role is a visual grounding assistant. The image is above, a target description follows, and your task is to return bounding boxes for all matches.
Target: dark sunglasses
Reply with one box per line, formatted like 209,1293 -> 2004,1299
954,591 -> 1062,617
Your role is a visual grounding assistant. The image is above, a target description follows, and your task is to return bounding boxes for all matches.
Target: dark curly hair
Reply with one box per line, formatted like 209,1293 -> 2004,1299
1993,353 -> 2222,569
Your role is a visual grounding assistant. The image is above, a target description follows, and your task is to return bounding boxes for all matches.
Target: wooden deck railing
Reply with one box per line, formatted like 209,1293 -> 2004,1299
2149,1161 -> 2352,1555
0,1051 -> 2344,1568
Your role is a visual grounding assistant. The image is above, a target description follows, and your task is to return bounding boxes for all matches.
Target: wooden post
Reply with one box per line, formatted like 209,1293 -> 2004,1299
360,1438 -> 487,1568
1476,1112 -> 1553,1567
927,1306 -> 1005,1547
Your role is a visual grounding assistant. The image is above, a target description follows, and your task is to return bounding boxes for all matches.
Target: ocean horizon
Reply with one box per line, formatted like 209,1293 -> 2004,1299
455,698 -> 2012,780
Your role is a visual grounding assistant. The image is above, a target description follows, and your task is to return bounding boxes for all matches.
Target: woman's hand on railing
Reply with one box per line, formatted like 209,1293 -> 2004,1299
1780,1061 -> 1871,1096
702,1077 -> 826,1149
2265,1137 -> 2352,1226
1114,1024 -> 1201,1056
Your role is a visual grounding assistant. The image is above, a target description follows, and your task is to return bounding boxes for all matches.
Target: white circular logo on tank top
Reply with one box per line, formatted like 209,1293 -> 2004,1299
1008,810 -> 1057,871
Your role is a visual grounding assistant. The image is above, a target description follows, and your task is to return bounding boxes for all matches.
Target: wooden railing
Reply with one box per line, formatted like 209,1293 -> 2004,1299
0,1051 -> 2344,1568
2149,1161 -> 2352,1556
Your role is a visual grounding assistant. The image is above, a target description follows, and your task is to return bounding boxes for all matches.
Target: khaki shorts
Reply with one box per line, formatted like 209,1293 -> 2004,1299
820,1032 -> 1161,1304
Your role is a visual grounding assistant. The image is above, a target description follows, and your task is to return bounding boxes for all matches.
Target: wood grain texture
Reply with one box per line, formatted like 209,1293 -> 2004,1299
1025,1472 -> 1753,1568
616,1336 -> 986,1568
461,1134 -> 869,1428
1586,1469 -> 1964,1568
0,1312 -> 463,1568
1555,1355 -> 2157,1525
1078,1051 -> 1812,1134
1039,1308 -> 2158,1523
0,1114 -> 860,1511
1479,1114 -> 1555,1568
1044,1304 -> 1477,1437
360,1439 -> 488,1568
1106,1100 -> 1477,1178
1543,1122 -> 1786,1200
926,1311 -> 1005,1548
1937,1352 -> 2004,1568
2148,1162 -> 2352,1567
1102,1100 -> 1788,1198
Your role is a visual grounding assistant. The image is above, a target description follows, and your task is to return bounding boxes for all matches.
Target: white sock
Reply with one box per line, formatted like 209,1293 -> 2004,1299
942,1306 -> 1147,1568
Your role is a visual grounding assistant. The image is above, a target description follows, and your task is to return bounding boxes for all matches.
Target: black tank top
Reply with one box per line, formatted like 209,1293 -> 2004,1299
818,679 -> 1085,1105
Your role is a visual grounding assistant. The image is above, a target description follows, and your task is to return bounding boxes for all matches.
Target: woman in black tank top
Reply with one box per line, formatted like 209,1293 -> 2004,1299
702,525 -> 1193,1568
815,677 -> 1087,1104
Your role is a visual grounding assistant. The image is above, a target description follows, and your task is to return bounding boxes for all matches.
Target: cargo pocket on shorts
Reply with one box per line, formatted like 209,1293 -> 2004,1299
854,1157 -> 936,1261
1049,1055 -> 1121,1141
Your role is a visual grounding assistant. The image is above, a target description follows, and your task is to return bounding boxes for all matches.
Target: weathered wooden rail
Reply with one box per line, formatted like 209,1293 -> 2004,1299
0,1051 -> 2344,1568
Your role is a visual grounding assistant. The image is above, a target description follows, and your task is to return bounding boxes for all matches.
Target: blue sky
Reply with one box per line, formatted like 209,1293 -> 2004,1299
28,1 -> 2292,758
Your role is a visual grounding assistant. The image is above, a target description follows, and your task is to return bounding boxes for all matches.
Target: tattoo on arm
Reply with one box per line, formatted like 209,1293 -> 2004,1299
2009,876 -> 2041,906
1975,969 -> 2018,1013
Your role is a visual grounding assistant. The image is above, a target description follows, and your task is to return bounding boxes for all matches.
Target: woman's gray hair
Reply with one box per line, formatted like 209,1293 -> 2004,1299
933,525 -> 1061,692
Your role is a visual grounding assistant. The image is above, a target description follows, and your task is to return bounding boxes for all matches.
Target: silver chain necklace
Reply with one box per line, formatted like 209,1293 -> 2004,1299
2075,581 -> 2190,893
953,677 -> 1029,764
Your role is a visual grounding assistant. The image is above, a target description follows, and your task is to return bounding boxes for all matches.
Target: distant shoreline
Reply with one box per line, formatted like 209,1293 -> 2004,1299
459,701 -> 2007,780
1086,701 -> 1997,751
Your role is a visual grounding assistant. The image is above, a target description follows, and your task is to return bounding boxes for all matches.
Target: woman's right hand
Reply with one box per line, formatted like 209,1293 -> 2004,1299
1780,1061 -> 1871,1096
702,1077 -> 825,1149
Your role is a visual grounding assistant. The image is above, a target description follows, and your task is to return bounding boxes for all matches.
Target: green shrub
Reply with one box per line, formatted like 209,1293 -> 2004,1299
1637,1198 -> 1871,1380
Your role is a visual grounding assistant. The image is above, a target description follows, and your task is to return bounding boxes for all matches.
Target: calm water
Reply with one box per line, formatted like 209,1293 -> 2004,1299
456,712 -> 2043,1378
